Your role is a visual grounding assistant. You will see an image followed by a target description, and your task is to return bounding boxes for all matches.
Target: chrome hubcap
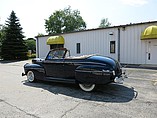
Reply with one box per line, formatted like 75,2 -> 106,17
79,83 -> 95,92
27,71 -> 34,82
82,84 -> 93,88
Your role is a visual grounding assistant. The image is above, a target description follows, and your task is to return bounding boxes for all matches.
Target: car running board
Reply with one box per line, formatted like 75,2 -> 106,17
45,77 -> 76,84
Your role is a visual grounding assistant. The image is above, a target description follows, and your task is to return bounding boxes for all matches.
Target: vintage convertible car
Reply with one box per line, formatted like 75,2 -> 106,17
22,48 -> 126,92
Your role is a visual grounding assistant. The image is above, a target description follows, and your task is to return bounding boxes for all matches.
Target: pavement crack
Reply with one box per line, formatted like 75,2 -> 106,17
60,102 -> 81,118
0,99 -> 4,102
0,99 -> 40,118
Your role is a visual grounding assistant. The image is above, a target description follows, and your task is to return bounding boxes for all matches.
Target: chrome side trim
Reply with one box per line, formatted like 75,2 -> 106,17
75,70 -> 110,73
75,69 -> 111,76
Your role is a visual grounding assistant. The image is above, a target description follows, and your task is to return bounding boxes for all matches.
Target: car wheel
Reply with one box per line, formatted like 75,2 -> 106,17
27,70 -> 35,82
79,83 -> 95,92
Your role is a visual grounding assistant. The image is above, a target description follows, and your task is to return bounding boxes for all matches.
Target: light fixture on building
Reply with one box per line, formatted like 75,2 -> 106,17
122,26 -> 125,31
109,32 -> 113,35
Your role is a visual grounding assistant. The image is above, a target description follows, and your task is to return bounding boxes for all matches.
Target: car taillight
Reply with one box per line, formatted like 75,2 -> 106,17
112,71 -> 115,76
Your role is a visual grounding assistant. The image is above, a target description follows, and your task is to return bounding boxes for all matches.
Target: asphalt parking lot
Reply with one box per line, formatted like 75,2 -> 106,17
0,60 -> 157,118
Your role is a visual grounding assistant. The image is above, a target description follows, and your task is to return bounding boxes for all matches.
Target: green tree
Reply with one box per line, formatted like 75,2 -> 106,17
99,18 -> 111,28
0,25 -> 6,57
0,25 -> 6,40
25,38 -> 36,53
37,33 -> 44,37
1,11 -> 28,60
45,6 -> 86,34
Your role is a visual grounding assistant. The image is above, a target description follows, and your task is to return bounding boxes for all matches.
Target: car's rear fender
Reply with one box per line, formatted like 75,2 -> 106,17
75,65 -> 114,84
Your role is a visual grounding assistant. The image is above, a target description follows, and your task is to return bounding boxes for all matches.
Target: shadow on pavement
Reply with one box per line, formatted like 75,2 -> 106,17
23,80 -> 136,103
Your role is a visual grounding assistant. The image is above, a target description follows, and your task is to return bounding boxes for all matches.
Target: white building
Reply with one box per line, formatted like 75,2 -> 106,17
36,21 -> 157,64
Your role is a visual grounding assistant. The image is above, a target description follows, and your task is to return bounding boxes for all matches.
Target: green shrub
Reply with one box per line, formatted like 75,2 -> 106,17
28,53 -> 36,59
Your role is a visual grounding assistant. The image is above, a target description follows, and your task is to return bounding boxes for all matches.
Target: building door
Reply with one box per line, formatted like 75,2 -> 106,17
146,40 -> 157,64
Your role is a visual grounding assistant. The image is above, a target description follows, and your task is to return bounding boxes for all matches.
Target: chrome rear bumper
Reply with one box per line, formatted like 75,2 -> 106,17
114,72 -> 127,84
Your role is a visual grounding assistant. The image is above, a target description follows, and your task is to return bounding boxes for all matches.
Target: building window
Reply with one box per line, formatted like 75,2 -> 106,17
110,41 -> 115,53
76,43 -> 80,54
50,44 -> 63,49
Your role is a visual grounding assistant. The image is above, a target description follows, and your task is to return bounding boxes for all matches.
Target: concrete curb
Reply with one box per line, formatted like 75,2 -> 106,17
121,64 -> 157,70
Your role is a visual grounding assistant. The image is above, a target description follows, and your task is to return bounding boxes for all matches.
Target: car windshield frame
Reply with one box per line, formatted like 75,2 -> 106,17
45,48 -> 68,60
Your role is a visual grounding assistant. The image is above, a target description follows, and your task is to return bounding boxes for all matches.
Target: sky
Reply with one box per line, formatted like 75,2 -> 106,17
0,0 -> 157,38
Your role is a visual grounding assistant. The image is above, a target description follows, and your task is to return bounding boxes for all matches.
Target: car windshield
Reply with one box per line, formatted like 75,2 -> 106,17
46,50 -> 66,59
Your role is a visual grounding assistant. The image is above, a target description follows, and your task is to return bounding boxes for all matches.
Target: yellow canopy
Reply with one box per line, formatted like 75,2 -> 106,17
47,36 -> 64,45
141,25 -> 157,40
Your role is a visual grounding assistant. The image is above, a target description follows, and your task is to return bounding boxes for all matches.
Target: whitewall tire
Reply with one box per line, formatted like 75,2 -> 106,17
79,83 -> 95,92
27,71 -> 35,82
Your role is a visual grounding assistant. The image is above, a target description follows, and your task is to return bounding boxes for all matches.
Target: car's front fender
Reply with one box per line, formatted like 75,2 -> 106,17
23,63 -> 45,74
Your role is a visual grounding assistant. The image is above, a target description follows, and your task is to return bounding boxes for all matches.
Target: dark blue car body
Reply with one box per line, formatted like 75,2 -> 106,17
22,48 -> 125,91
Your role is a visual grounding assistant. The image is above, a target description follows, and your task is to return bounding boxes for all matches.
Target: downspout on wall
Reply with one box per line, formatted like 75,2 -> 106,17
36,37 -> 39,58
118,28 -> 120,62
